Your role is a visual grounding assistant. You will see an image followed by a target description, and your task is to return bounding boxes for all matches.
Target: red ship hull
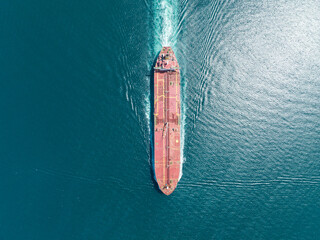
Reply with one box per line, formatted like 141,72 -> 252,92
153,47 -> 181,195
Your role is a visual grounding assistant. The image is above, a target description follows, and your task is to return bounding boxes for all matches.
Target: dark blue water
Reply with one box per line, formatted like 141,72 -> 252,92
1,0 -> 320,239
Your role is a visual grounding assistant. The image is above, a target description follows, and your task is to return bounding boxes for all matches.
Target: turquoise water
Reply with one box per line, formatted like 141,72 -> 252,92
1,0 -> 320,239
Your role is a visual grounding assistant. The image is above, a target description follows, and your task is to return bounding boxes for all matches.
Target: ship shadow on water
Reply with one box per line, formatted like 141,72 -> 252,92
148,52 -> 163,195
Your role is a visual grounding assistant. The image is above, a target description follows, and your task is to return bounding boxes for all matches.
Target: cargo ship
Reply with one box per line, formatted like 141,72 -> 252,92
153,46 -> 181,195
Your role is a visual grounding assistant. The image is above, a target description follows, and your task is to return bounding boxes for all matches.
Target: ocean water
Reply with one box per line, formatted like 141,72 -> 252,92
1,0 -> 320,239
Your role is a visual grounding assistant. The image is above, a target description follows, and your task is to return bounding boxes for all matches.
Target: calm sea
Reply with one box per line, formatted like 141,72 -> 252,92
1,0 -> 319,239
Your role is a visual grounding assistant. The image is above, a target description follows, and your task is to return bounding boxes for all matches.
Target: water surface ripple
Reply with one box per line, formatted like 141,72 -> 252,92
1,0 -> 319,239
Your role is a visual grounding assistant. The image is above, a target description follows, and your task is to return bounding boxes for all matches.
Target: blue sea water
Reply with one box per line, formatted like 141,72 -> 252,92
1,0 -> 320,239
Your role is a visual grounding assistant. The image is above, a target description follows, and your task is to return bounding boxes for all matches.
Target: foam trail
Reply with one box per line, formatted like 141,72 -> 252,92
152,0 -> 178,50
144,91 -> 151,133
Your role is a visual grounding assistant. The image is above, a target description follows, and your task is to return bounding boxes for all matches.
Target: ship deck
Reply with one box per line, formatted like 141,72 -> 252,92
154,47 -> 181,195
